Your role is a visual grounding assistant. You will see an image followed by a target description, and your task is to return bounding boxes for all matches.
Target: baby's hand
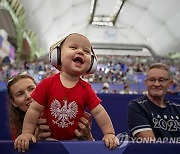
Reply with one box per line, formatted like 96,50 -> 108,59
14,133 -> 36,152
102,134 -> 118,149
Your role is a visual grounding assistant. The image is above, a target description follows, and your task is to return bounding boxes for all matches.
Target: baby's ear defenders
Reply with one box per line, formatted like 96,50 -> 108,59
49,35 -> 98,74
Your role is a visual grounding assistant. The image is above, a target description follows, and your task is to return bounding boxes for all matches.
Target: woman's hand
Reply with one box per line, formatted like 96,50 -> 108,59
35,118 -> 51,141
74,112 -> 95,141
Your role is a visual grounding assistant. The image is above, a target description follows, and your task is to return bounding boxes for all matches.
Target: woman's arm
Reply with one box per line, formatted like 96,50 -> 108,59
35,118 -> 51,141
74,112 -> 95,141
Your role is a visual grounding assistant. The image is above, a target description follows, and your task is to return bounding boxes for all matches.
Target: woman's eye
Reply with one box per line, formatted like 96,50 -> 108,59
28,86 -> 35,91
30,87 -> 35,91
16,92 -> 23,97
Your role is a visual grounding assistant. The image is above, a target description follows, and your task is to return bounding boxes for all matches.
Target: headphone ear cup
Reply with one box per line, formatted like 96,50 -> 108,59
49,47 -> 58,68
87,55 -> 97,74
49,47 -> 61,69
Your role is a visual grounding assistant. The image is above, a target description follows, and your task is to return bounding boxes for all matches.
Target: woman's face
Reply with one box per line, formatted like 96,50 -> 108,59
10,78 -> 36,112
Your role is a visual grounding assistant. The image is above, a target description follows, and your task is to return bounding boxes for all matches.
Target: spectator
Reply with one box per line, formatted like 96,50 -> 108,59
120,84 -> 133,94
127,63 -> 180,141
14,33 -> 117,152
101,82 -> 110,93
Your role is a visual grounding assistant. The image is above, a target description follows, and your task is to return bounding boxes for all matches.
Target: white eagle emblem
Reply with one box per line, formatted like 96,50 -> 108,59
50,99 -> 78,128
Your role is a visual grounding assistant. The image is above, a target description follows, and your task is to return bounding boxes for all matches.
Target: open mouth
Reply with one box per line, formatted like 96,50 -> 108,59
73,56 -> 84,65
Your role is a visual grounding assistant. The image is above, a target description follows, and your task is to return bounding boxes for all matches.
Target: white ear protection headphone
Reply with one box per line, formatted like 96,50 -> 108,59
49,34 -> 98,74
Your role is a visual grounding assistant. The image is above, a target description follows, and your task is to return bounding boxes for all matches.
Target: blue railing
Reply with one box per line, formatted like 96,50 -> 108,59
0,140 -> 180,154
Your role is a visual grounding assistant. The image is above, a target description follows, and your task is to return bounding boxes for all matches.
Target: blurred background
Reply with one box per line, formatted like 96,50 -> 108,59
0,0 -> 180,94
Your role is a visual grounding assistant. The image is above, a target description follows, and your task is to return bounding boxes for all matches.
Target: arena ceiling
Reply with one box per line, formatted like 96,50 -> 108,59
20,0 -> 180,57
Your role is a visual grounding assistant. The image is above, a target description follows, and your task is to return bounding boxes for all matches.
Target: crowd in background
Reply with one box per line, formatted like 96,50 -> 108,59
0,55 -> 180,94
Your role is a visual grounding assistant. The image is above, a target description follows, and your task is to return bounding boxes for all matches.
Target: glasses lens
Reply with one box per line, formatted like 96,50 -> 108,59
147,78 -> 169,84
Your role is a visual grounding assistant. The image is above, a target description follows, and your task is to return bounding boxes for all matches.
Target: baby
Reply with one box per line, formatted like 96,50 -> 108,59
14,33 -> 118,152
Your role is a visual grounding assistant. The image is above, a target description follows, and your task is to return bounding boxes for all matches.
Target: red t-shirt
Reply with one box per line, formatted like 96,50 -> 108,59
31,73 -> 101,140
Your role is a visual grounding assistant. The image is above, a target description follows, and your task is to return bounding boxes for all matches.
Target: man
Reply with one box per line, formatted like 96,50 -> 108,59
127,63 -> 180,140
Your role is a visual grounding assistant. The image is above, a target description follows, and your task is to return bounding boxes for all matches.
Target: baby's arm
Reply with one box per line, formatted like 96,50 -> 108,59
14,100 -> 44,152
90,104 -> 117,149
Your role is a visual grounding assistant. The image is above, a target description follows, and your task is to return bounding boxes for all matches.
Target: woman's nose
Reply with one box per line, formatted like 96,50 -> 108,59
25,91 -> 32,99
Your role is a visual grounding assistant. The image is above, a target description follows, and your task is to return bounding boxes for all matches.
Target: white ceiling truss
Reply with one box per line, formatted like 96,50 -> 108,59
15,0 -> 180,57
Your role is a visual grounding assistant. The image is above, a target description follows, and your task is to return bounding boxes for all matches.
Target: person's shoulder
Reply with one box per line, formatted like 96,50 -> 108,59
166,100 -> 180,108
129,95 -> 147,104
79,78 -> 95,92
39,73 -> 59,85
44,73 -> 59,81
48,73 -> 59,79
79,78 -> 91,86
128,95 -> 148,107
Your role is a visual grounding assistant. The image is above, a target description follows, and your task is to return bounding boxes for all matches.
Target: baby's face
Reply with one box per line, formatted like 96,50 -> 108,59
60,34 -> 92,76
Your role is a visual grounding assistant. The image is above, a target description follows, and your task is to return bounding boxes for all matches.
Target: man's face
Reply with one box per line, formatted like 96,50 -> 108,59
145,68 -> 172,98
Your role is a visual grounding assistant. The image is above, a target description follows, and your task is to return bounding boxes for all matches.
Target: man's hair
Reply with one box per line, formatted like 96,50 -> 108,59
147,63 -> 171,78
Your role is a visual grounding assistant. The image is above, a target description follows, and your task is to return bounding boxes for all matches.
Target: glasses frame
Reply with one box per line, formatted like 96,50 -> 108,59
146,77 -> 170,85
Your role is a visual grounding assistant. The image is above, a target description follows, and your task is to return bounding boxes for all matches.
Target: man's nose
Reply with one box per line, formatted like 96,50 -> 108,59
154,79 -> 161,85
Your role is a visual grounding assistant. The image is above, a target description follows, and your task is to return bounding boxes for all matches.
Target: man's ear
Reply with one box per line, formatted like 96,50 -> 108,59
144,79 -> 147,85
168,79 -> 174,88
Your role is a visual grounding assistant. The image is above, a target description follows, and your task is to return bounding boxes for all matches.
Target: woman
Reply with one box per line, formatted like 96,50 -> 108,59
7,73 -> 94,140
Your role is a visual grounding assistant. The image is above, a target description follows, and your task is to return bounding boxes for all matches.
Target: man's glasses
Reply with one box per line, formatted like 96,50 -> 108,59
146,77 -> 170,84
